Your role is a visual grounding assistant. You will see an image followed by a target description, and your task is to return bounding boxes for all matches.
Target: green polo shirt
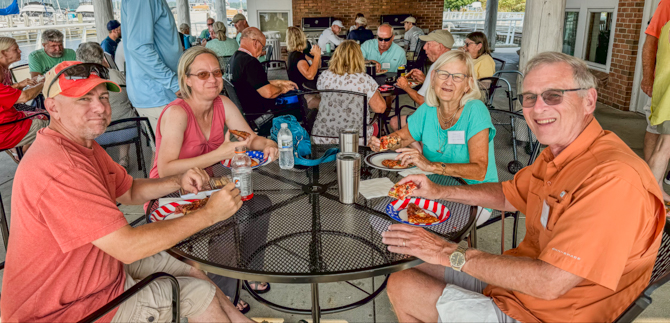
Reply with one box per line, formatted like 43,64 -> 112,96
360,40 -> 407,73
28,48 -> 77,75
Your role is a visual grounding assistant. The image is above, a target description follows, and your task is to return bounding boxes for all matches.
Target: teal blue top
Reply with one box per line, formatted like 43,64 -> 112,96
205,38 -> 239,57
360,40 -> 407,73
407,100 -> 498,185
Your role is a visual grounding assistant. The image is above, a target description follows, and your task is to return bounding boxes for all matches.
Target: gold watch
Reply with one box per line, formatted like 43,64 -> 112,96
449,246 -> 467,272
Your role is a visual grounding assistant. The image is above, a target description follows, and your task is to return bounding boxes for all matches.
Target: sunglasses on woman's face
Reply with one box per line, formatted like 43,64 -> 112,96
378,37 -> 392,42
188,69 -> 223,80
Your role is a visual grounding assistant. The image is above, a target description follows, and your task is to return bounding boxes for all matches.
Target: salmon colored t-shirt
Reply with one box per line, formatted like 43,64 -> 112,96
646,0 -> 670,126
0,127 -> 133,322
483,119 -> 666,322
0,83 -> 32,150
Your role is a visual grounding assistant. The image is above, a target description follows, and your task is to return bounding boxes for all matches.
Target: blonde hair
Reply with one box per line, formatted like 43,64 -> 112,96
328,40 -> 365,75
286,26 -> 307,52
0,37 -> 17,53
524,51 -> 598,94
425,50 -> 481,107
178,46 -> 220,99
212,21 -> 227,41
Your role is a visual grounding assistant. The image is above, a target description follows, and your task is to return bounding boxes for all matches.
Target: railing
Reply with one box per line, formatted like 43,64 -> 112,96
443,12 -> 524,46
0,23 -> 96,51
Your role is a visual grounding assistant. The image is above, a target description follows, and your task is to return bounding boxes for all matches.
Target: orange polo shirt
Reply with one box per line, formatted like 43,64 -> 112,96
483,119 -> 666,322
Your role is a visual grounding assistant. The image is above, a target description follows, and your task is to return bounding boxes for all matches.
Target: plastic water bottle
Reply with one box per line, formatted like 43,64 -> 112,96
326,43 -> 331,53
278,123 -> 294,169
231,146 -> 254,201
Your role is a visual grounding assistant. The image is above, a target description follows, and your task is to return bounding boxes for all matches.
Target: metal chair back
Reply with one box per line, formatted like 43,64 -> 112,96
492,57 -> 506,72
95,117 -> 156,178
218,55 -> 232,73
615,218 -> 670,322
0,191 -> 9,251
297,89 -> 372,147
263,44 -> 274,61
261,60 -> 289,81
104,52 -> 119,70
10,64 -> 30,83
223,78 -> 244,115
476,110 -> 540,249
0,112 -> 50,161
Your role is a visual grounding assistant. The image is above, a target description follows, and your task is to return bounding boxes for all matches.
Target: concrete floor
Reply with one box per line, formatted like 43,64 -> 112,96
1,49 -> 669,322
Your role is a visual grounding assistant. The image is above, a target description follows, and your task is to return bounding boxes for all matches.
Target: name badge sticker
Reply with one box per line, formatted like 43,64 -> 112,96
447,131 -> 466,145
382,62 -> 391,69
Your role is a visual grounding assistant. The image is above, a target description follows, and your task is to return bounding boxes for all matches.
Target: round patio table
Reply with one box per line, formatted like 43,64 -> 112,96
145,158 -> 476,322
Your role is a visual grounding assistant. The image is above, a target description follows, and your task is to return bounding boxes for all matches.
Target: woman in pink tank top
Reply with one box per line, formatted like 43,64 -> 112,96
150,47 -> 278,179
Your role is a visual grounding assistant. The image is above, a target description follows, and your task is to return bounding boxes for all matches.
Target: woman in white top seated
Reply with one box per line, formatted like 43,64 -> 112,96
314,40 -> 386,146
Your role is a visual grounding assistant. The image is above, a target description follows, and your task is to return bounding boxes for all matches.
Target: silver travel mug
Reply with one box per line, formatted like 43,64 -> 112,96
339,128 -> 359,153
337,152 -> 361,204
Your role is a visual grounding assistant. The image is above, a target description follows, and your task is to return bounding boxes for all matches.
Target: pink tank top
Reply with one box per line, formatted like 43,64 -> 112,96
150,97 -> 227,179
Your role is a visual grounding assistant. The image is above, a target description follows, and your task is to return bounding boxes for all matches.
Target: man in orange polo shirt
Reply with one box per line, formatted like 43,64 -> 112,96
382,52 -> 666,322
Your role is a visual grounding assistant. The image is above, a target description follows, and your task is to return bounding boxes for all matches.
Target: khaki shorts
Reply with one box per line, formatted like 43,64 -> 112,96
437,268 -> 520,323
136,105 -> 167,136
15,118 -> 49,147
112,251 -> 216,323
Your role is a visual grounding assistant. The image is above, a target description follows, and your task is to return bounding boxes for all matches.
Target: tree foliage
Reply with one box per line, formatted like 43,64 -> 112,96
444,0 -> 478,11
480,0 -> 526,12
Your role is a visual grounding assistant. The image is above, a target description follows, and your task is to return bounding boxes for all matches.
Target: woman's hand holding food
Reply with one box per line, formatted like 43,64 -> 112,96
396,148 -> 433,171
368,136 -> 382,152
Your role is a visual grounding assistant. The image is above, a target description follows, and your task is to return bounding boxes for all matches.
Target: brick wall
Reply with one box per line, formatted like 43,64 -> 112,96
595,0 -> 645,110
292,0 -> 445,32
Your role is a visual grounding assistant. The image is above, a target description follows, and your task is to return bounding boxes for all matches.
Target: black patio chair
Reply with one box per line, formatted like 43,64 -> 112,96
0,191 -> 180,323
218,55 -> 232,73
479,76 -> 514,111
95,117 -> 156,178
0,112 -> 49,162
492,57 -> 507,72
296,89 -> 376,149
262,44 -> 274,61
615,218 -> 670,322
406,40 -> 426,72
470,110 -> 540,250
223,77 -> 245,115
261,60 -> 289,81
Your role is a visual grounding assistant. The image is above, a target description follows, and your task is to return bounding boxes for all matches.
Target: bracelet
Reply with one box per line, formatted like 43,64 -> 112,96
440,163 -> 448,176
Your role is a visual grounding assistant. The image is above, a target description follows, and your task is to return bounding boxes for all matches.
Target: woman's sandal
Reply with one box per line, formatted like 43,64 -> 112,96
244,281 -> 271,294
227,296 -> 250,314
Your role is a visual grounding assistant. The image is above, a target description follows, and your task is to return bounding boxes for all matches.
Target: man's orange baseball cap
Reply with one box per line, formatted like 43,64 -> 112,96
43,61 -> 121,98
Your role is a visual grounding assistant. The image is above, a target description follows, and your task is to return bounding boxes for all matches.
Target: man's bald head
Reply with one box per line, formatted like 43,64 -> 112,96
377,23 -> 394,52
239,27 -> 267,58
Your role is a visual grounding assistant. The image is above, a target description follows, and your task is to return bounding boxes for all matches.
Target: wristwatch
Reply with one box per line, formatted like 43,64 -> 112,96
450,246 -> 468,272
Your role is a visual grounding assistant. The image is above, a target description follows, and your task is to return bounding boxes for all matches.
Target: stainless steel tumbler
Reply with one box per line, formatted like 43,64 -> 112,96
339,128 -> 359,153
337,152 -> 361,204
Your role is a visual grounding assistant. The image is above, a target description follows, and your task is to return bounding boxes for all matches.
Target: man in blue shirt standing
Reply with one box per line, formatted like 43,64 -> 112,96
346,17 -> 374,44
100,20 -> 121,61
121,0 -> 182,134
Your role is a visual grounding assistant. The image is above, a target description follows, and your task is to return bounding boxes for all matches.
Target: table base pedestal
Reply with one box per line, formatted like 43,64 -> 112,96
242,276 -> 389,321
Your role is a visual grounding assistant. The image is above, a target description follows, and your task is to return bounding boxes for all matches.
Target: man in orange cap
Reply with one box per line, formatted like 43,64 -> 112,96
1,61 -> 252,323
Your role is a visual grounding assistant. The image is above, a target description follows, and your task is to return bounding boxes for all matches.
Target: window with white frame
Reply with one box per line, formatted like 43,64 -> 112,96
259,11 -> 290,44
584,11 -> 614,65
563,1 -> 617,72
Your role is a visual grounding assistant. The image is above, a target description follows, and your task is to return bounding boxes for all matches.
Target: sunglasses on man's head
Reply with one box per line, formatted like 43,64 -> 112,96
46,63 -> 109,97
188,69 -> 223,80
378,37 -> 392,42
518,88 -> 589,107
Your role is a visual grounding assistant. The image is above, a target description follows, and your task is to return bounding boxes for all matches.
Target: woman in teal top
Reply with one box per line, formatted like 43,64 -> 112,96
370,50 -> 497,224
205,22 -> 239,57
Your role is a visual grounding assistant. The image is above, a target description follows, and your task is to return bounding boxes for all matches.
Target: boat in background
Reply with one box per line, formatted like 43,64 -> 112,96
20,0 -> 59,17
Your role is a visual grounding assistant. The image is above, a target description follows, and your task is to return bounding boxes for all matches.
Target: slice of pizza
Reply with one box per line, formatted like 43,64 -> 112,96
251,159 -> 259,167
382,159 -> 414,169
379,135 -> 402,151
174,197 -> 210,216
229,129 -> 251,140
388,181 -> 418,200
407,203 -> 439,224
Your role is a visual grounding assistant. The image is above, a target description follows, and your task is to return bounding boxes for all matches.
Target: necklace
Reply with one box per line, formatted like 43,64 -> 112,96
435,106 -> 462,153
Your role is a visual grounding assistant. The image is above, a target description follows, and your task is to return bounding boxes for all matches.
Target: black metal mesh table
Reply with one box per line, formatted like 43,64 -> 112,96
145,161 -> 476,321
